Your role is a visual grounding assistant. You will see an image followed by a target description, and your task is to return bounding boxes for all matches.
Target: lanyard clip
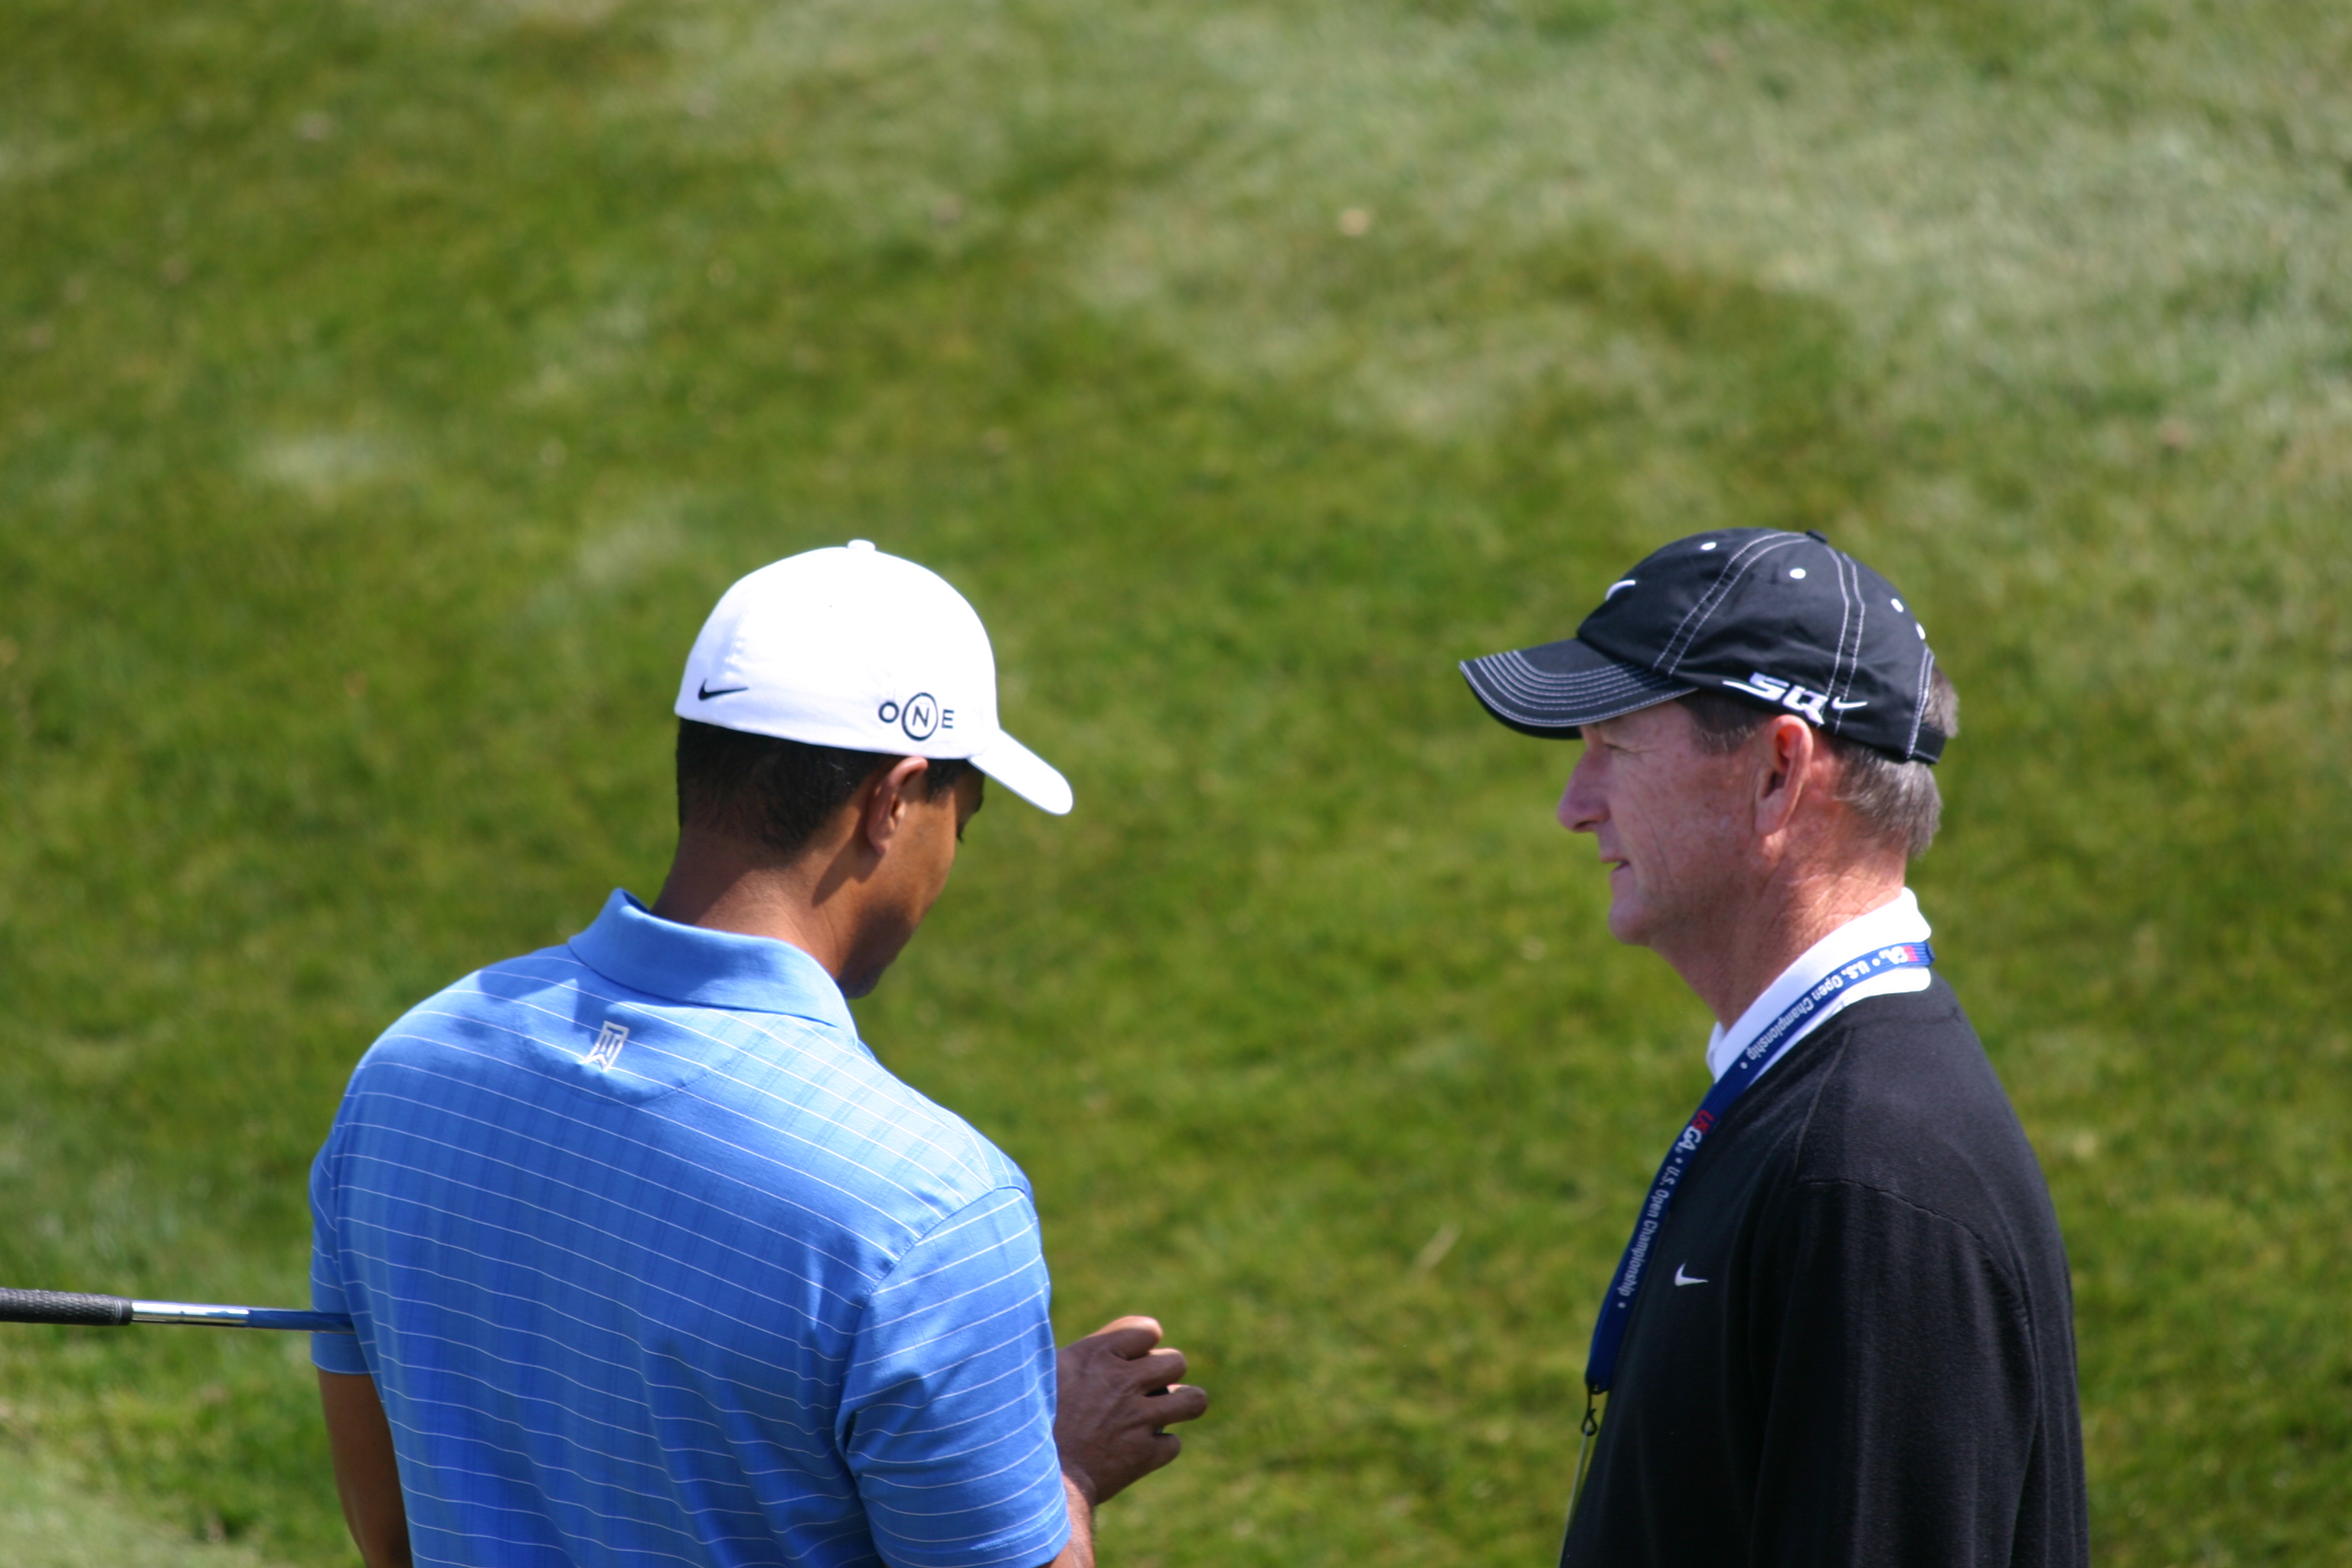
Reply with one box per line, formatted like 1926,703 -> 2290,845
1560,1387 -> 1603,1564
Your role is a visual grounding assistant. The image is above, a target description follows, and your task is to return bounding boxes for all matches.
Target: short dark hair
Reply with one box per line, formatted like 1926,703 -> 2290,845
675,719 -> 974,860
1679,665 -> 1960,859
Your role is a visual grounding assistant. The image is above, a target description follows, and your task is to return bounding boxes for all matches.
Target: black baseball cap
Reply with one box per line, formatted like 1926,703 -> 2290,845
1460,528 -> 1947,763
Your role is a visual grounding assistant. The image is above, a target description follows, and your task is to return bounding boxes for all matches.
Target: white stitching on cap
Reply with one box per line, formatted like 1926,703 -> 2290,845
1655,533 -> 1798,674
1477,652 -> 1557,691
1906,645 -> 1934,760
1828,552 -> 1863,731
1655,541 -> 1758,669
1468,668 -> 1698,727
1492,662 -> 1667,697
1490,671 -> 1653,703
1466,653 -> 1685,717
1655,545 -> 1746,670
1475,654 -> 1678,707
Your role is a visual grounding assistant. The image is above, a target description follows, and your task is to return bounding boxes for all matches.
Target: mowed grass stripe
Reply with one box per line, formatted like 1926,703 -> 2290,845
2,0 -> 2347,1562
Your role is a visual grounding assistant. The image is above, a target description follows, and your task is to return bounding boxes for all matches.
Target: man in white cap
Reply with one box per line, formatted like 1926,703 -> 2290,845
310,541 -> 1203,1567
1462,529 -> 2086,1567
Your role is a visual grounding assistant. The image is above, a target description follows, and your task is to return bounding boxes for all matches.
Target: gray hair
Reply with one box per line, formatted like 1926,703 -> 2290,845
1678,667 -> 1959,859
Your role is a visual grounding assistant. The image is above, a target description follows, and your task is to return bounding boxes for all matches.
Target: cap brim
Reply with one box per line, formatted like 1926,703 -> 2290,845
1459,639 -> 1693,738
967,729 -> 1073,815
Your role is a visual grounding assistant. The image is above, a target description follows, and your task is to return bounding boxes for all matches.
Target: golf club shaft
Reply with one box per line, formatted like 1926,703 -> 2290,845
0,1286 -> 353,1333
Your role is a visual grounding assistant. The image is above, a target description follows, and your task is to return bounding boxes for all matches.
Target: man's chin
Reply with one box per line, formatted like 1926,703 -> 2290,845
836,926 -> 919,1001
837,946 -> 909,1000
1604,900 -> 1652,949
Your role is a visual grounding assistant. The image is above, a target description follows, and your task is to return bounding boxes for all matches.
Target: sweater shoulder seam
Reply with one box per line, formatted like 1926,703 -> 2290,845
1785,1173 -> 2032,1308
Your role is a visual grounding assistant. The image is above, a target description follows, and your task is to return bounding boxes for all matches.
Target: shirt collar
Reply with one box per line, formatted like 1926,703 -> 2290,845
1704,887 -> 1932,1081
567,889 -> 857,1030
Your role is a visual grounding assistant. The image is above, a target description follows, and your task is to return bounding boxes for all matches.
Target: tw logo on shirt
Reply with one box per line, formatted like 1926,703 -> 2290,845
583,1021 -> 629,1071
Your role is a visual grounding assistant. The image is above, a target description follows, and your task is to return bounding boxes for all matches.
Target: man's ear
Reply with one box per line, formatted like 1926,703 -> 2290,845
1753,715 -> 1819,839
860,756 -> 933,856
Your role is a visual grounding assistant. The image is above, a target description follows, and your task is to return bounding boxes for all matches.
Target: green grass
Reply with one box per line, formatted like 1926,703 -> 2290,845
4,0 -> 2348,1561
0,1445 -> 287,1567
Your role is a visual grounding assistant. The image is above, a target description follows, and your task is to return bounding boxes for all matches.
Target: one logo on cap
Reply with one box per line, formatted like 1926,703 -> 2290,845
878,695 -> 954,741
698,681 -> 750,701
900,693 -> 941,740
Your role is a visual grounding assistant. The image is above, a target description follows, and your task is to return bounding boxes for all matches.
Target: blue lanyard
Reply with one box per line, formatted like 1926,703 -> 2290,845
1583,941 -> 1934,1396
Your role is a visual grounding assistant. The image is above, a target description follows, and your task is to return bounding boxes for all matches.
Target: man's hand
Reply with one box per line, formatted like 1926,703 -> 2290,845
1054,1315 -> 1208,1507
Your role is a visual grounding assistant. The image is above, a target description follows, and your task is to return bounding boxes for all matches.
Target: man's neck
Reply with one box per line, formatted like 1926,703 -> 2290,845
1664,867 -> 1910,1030
650,831 -> 848,972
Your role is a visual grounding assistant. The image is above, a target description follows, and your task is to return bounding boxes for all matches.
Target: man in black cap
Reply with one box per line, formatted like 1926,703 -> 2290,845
1462,529 -> 2088,1567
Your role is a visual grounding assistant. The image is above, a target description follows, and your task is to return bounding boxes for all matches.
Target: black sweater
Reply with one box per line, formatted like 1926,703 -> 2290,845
1560,978 -> 2089,1568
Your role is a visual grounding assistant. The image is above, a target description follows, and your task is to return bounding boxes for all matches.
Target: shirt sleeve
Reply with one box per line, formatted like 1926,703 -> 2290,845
308,1117 -> 371,1377
1749,1177 -> 2043,1567
838,1185 -> 1069,1568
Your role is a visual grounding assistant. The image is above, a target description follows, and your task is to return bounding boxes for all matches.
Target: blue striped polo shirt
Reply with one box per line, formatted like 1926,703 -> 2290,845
309,890 -> 1070,1568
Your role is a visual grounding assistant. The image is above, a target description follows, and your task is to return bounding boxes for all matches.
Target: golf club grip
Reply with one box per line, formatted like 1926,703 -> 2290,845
0,1288 -> 134,1327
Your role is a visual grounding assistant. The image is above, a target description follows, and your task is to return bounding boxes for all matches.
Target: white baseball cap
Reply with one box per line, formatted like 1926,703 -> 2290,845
674,541 -> 1073,814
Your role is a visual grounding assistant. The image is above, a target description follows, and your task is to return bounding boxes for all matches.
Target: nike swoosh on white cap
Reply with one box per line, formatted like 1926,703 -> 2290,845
674,541 -> 1073,814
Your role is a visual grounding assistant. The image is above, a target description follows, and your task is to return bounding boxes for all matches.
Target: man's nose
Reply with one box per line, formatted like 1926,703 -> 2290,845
1558,754 -> 1602,833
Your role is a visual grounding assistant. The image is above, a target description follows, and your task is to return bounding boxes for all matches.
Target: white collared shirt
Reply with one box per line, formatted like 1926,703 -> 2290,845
1704,887 -> 1935,1083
